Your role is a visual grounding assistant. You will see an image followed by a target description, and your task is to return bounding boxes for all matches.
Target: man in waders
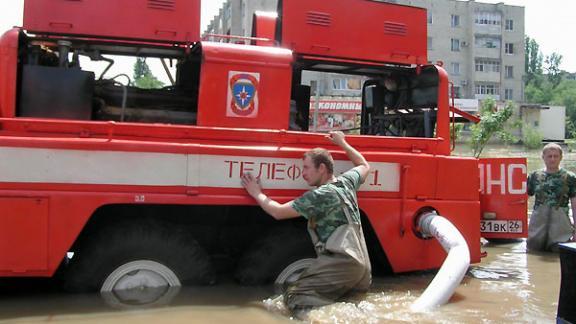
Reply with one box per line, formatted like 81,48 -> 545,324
527,143 -> 576,252
241,131 -> 372,316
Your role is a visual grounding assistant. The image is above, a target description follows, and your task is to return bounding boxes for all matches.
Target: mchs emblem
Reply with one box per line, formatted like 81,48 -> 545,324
227,71 -> 260,118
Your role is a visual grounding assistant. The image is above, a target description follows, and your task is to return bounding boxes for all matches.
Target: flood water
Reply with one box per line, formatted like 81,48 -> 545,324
0,144 -> 571,323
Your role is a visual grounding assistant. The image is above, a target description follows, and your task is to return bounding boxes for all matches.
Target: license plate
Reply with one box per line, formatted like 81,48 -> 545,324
481,220 -> 523,233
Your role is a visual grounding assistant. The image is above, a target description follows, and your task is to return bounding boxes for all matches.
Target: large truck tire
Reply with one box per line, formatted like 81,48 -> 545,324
63,220 -> 215,299
234,226 -> 316,285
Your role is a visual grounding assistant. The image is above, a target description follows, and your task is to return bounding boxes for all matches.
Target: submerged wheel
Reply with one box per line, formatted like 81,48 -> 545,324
235,226 -> 316,285
64,219 -> 215,307
100,260 -> 182,308
274,258 -> 314,294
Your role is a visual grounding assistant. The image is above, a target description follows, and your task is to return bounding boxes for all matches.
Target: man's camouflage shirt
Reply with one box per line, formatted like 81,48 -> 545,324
291,169 -> 362,243
527,168 -> 576,210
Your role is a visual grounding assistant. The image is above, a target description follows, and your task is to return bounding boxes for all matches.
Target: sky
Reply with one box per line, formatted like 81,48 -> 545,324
0,0 -> 573,72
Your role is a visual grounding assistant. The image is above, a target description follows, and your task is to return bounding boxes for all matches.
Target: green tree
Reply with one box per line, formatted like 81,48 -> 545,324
523,36 -> 576,138
552,79 -> 576,137
469,98 -> 515,157
525,36 -> 543,85
525,80 -> 554,104
451,123 -> 464,142
545,52 -> 563,88
133,57 -> 164,89
522,125 -> 543,149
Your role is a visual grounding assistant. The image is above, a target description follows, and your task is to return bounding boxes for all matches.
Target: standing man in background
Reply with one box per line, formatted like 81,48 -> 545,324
527,143 -> 576,252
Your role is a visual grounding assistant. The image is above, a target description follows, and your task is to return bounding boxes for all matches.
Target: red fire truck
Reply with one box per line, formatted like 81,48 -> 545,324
0,0 -> 526,302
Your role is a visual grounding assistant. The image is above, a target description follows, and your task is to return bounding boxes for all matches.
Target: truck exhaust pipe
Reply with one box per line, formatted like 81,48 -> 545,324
57,40 -> 72,68
411,212 -> 470,312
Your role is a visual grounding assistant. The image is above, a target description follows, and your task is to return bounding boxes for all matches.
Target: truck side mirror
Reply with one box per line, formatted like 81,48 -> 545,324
364,85 -> 376,109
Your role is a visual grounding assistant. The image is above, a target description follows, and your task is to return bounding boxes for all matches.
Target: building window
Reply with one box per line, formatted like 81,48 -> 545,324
332,78 -> 362,91
505,43 -> 514,54
475,59 -> 500,73
428,11 -> 433,24
452,86 -> 461,98
475,83 -> 500,96
224,4 -> 231,21
505,88 -> 514,100
451,39 -> 460,52
451,15 -> 460,27
428,37 -> 433,50
451,62 -> 460,75
505,19 -> 514,31
347,78 -> 362,90
475,12 -> 501,25
332,79 -> 347,90
475,61 -> 483,72
505,66 -> 514,78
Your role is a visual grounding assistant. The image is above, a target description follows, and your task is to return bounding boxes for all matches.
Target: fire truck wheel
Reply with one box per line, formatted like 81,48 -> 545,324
100,260 -> 182,309
234,226 -> 316,285
63,221 -> 215,295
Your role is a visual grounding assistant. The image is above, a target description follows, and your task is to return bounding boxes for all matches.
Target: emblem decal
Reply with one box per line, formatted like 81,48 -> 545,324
227,71 -> 260,118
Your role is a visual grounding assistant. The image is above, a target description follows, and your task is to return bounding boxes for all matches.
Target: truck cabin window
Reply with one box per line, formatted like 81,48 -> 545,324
16,34 -> 200,125
361,69 -> 439,138
89,56 -> 199,125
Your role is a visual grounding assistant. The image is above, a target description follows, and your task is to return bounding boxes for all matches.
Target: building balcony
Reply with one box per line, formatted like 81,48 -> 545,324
475,94 -> 501,101
474,25 -> 502,35
475,47 -> 501,59
475,71 -> 501,83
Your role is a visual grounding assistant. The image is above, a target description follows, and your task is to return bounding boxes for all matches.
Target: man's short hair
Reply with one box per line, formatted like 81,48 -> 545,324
542,143 -> 563,157
304,148 -> 334,174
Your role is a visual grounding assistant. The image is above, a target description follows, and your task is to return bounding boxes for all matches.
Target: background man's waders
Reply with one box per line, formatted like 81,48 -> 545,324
528,205 -> 574,251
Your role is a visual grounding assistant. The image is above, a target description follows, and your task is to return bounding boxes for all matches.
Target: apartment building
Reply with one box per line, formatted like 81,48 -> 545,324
395,0 -> 525,103
204,0 -> 276,40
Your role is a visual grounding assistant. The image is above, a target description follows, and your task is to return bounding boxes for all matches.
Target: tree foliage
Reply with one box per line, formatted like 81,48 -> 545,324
525,36 -> 543,85
470,98 -> 515,158
545,52 -> 563,87
133,57 -> 164,89
524,37 -> 576,138
522,125 -> 543,149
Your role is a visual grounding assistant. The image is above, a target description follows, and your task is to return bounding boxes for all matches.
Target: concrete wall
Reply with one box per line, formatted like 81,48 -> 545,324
539,106 -> 566,141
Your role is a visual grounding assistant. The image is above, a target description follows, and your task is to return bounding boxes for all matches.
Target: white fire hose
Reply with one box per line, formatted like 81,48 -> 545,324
410,212 -> 470,312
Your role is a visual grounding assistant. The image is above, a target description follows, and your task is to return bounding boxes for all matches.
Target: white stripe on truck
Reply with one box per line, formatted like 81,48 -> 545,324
0,147 -> 400,192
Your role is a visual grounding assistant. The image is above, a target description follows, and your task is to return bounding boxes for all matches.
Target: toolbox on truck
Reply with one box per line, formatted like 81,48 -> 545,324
277,0 -> 427,65
23,0 -> 201,43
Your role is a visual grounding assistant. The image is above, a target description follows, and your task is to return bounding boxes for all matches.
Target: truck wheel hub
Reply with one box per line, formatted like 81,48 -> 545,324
100,260 -> 181,307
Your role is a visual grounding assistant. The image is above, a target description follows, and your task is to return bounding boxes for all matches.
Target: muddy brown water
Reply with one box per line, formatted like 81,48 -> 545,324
0,144 -> 570,323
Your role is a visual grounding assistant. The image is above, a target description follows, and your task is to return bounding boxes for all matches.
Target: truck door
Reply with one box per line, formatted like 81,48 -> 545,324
479,158 -> 528,239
